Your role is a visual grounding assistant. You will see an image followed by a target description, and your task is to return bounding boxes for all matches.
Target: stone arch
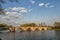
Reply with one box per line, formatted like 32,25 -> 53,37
35,28 -> 39,31
27,28 -> 31,31
20,28 -> 23,31
20,27 -> 27,31
42,28 -> 44,30
42,27 -> 47,30
9,27 -> 15,32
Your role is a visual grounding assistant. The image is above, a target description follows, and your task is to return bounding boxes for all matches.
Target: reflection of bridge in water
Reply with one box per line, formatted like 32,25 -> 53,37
9,27 -> 51,32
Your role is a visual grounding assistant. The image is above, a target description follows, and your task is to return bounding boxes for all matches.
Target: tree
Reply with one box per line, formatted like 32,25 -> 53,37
0,23 -> 9,30
54,22 -> 60,27
54,22 -> 60,29
0,23 -> 8,27
20,23 -> 37,27
29,23 -> 36,27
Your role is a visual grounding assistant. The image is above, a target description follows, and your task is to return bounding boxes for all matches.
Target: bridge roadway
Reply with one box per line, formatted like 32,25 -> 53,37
9,27 -> 51,32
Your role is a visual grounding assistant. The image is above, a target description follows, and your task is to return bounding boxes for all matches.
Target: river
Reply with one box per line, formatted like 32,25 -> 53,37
0,30 -> 60,40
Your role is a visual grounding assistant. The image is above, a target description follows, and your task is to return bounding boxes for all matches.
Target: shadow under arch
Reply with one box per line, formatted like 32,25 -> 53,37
35,28 -> 39,31
47,28 -> 49,30
20,28 -> 24,31
27,28 -> 31,31
42,28 -> 44,30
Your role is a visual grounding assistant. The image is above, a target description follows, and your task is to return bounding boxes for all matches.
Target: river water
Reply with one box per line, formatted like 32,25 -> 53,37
0,30 -> 60,40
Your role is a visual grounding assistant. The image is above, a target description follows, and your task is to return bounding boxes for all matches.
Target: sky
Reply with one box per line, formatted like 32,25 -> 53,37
0,0 -> 60,26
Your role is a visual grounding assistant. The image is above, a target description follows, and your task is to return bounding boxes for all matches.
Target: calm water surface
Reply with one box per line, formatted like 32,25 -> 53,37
0,30 -> 60,40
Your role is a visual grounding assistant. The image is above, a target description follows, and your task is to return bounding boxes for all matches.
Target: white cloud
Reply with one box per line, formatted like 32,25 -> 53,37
1,10 -> 22,19
39,3 -> 44,7
6,12 -> 17,15
38,3 -> 54,8
5,7 -> 32,18
6,12 -> 21,18
4,7 -> 32,18
5,7 -> 32,13
19,9 -> 28,13
30,0 -> 35,4
0,14 -> 22,26
45,3 -> 50,7
11,7 -> 26,11
0,7 -> 32,25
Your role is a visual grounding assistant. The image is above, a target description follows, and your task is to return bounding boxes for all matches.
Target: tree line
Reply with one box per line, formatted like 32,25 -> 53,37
0,22 -> 60,31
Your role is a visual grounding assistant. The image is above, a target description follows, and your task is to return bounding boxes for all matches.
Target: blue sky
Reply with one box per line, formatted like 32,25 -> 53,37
0,0 -> 60,26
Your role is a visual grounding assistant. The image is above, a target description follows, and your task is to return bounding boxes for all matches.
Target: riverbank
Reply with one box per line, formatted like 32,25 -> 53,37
0,30 -> 9,33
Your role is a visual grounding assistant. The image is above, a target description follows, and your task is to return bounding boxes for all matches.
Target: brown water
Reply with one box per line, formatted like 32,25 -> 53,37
0,30 -> 60,40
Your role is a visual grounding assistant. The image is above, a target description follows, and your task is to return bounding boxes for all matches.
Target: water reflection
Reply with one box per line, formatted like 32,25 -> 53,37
55,30 -> 60,40
0,30 -> 60,40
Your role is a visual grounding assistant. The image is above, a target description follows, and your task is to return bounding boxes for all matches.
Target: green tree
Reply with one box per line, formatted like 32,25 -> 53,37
0,23 -> 9,30
54,22 -> 60,29
29,23 -> 36,27
20,23 -> 37,27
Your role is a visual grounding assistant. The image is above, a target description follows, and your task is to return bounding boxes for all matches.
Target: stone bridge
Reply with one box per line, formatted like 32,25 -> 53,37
9,27 -> 51,32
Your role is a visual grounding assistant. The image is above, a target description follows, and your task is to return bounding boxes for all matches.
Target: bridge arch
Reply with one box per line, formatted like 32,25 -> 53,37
35,28 -> 39,31
27,28 -> 31,31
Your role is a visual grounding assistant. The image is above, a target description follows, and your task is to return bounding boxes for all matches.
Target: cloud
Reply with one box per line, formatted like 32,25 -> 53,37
30,0 -> 35,4
0,7 -> 32,25
49,5 -> 54,8
0,14 -> 22,26
4,7 -> 32,18
6,12 -> 21,18
45,3 -> 50,7
11,7 -> 27,13
5,7 -> 32,13
38,3 -> 54,8
19,9 -> 27,13
5,7 -> 32,18
39,3 -> 44,7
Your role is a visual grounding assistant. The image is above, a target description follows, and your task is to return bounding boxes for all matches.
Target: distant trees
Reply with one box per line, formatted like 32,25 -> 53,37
20,22 -> 48,27
54,22 -> 60,27
21,23 -> 37,27
39,22 -> 47,27
54,22 -> 60,29
0,23 -> 9,31
1,22 -> 60,31
0,23 -> 8,27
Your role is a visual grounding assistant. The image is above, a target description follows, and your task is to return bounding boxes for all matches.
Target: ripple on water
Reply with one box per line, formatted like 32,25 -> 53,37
0,30 -> 60,40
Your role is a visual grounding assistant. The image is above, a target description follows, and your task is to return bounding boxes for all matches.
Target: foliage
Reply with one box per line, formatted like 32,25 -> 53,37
53,22 -> 60,29
21,23 -> 37,27
0,23 -> 9,30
